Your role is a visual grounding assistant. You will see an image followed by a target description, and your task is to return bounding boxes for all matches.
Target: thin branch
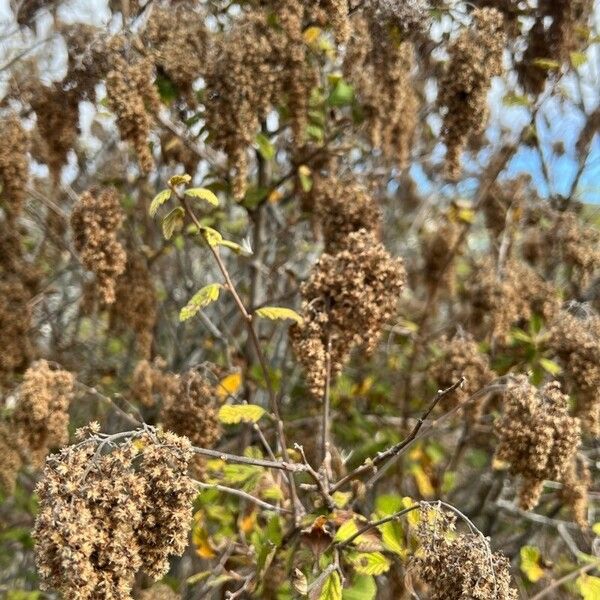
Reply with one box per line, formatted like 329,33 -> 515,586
330,378 -> 465,493
529,561 -> 600,600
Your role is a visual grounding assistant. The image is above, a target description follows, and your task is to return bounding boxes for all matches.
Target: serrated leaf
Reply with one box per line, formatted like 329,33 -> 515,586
350,552 -> 391,576
149,189 -> 171,217
255,132 -> 276,161
255,306 -> 303,325
169,173 -> 192,186
334,519 -> 359,542
217,372 -> 242,399
318,571 -> 342,600
162,206 -> 185,240
201,226 -> 222,247
179,283 -> 222,321
184,187 -> 219,206
520,545 -> 544,583
577,574 -> 600,600
539,357 -> 562,376
378,519 -> 406,558
342,575 -> 376,600
218,404 -> 266,424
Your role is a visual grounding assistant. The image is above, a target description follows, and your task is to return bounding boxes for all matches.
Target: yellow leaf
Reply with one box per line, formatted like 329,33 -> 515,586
319,571 -> 342,600
520,546 -> 545,583
255,306 -> 303,325
350,552 -> 391,576
217,372 -> 243,399
168,173 -> 192,186
149,189 -> 171,217
218,404 -> 266,424
334,519 -> 359,542
411,464 -> 434,497
200,226 -> 222,247
184,187 -> 219,206
577,574 -> 600,600
303,26 -> 321,45
179,283 -> 222,321
239,511 -> 256,534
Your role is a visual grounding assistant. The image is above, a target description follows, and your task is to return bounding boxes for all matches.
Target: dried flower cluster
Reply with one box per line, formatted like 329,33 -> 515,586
291,229 -> 405,396
411,505 -> 517,600
312,174 -> 381,253
1,361 -> 74,493
71,187 -> 127,304
205,4 -> 316,198
106,51 -> 161,173
110,253 -> 157,358
33,429 -> 196,599
438,8 -> 505,178
548,310 -> 600,435
307,0 -> 351,44
344,13 -> 418,168
139,584 -> 179,600
143,5 -> 208,98
429,333 -> 495,420
420,218 -> 461,291
131,358 -> 178,408
481,177 -> 526,238
368,0 -> 430,36
160,371 -> 222,450
465,258 -> 559,341
0,115 -> 28,221
495,377 -> 581,511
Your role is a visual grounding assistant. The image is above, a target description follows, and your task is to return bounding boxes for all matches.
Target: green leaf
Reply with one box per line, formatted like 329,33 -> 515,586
162,206 -> 185,240
592,522 -> 600,536
577,574 -> 600,600
218,404 -> 266,424
298,165 -> 313,193
520,545 -> 544,583
255,306 -> 303,325
169,173 -> 192,186
350,552 -> 391,576
255,132 -> 276,161
342,576 -> 376,600
328,79 -> 354,107
200,226 -> 223,247
218,239 -> 250,255
539,357 -> 562,376
319,571 -> 342,600
179,283 -> 222,321
149,189 -> 172,217
378,519 -> 406,558
184,187 -> 219,206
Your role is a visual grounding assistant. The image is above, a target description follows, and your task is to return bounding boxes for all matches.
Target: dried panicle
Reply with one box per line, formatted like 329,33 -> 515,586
546,211 -> 600,291
344,14 -> 418,168
429,333 -> 495,420
12,360 -> 75,467
71,187 -> 127,305
33,429 -> 196,599
160,371 -> 222,450
548,310 -> 600,435
0,423 -> 22,494
368,0 -> 430,36
519,0 -> 593,94
439,8 -> 505,179
420,218 -> 461,291
291,229 -> 406,397
131,359 -> 178,409
481,177 -> 526,238
312,174 -> 381,253
143,6 -> 208,98
0,280 -> 34,381
495,377 -> 581,511
110,253 -> 157,358
138,584 -> 179,600
106,51 -> 160,173
204,5 -> 317,198
412,505 -> 517,600
561,456 -> 590,527
0,115 -> 29,221
465,257 -> 559,341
